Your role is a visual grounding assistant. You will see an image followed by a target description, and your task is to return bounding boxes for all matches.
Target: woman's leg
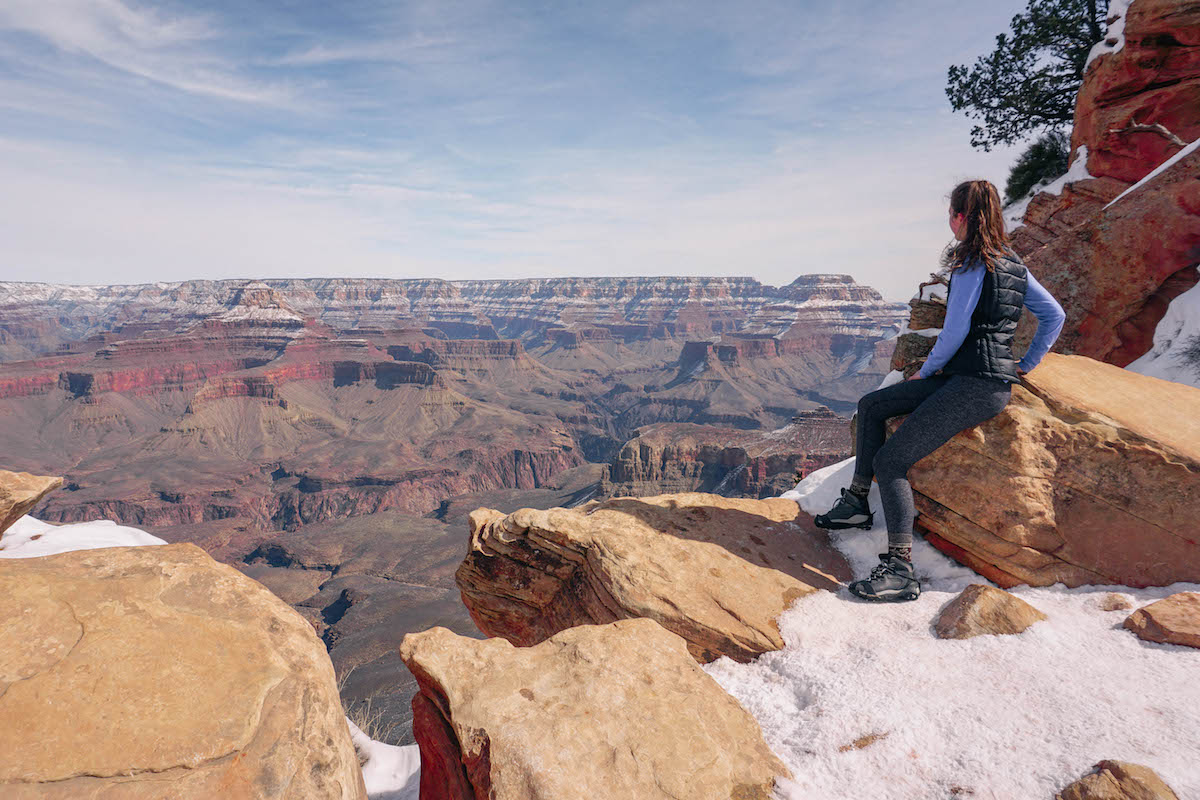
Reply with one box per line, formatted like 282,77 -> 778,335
871,375 -> 1012,555
851,376 -> 947,490
815,376 -> 947,531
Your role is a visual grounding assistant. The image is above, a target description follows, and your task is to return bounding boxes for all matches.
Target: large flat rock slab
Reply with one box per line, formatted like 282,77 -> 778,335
457,492 -> 851,663
908,354 -> 1200,587
400,619 -> 789,800
0,543 -> 366,799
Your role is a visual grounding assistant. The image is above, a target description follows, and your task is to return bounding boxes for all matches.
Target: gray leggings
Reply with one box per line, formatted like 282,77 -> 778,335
854,374 -> 1012,548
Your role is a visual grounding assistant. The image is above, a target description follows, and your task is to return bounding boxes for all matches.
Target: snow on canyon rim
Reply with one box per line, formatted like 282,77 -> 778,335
0,515 -> 421,800
701,458 -> 1200,799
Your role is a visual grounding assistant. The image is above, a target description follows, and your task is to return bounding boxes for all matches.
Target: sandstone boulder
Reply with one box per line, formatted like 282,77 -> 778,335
0,469 -> 62,535
933,584 -> 1046,639
399,618 -> 789,800
906,354 -> 1200,588
0,543 -> 366,799
456,492 -> 851,663
1056,760 -> 1180,800
1124,592 -> 1200,649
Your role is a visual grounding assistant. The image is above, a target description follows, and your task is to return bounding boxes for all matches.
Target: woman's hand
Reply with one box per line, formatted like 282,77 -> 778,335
906,371 -> 923,381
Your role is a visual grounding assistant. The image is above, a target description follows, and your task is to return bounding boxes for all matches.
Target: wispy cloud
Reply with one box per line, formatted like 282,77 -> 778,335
0,0 -> 293,105
0,0 -> 1033,298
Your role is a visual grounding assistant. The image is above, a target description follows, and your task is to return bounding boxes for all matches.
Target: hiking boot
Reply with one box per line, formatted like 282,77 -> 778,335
849,553 -> 921,602
814,488 -> 873,530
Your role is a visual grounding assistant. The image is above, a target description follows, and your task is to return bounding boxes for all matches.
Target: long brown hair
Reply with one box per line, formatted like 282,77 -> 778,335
948,180 -> 1011,271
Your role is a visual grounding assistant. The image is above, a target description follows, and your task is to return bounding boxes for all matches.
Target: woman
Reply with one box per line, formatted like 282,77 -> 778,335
814,179 -> 1065,602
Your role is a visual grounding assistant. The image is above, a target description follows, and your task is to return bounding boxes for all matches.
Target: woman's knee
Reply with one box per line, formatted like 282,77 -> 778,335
857,388 -> 882,416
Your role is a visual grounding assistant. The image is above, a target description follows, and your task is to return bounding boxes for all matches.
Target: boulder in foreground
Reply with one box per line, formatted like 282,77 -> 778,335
1124,593 -> 1200,650
0,469 -> 62,535
400,618 -> 789,800
908,355 -> 1200,588
457,492 -> 851,663
1056,760 -> 1180,800
934,584 -> 1047,639
0,543 -> 366,799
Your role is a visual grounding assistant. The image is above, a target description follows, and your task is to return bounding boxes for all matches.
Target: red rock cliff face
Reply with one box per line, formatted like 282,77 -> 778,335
1011,0 -> 1200,366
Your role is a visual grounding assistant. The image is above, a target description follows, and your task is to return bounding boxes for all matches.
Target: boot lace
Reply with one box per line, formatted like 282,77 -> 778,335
868,560 -> 895,580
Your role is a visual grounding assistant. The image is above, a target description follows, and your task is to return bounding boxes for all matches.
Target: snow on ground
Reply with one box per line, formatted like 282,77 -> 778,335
1127,280 -> 1200,389
1004,146 -> 1093,230
0,514 -> 420,796
0,515 -> 167,557
346,719 -> 421,800
734,458 -> 1200,799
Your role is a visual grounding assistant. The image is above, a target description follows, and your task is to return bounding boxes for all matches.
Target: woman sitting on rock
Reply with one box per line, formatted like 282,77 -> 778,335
813,179 -> 1065,602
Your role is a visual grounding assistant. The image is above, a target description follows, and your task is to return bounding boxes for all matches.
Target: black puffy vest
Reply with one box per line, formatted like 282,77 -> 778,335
941,252 -> 1028,382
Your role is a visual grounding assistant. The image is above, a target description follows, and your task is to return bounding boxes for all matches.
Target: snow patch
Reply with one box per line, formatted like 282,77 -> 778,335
750,459 -> 1200,797
346,719 -> 420,800
1105,137 -> 1200,210
1126,278 -> 1200,389
877,369 -> 905,389
0,515 -> 167,558
1004,146 -> 1093,230
1086,0 -> 1136,71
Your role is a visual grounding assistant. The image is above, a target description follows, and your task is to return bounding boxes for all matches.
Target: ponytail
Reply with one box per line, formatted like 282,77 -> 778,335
948,180 -> 1011,271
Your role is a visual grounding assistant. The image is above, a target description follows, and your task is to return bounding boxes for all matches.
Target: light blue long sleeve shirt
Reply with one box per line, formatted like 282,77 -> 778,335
918,263 -> 1066,380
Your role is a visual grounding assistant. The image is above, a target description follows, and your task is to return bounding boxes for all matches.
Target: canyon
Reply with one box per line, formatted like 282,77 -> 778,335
0,272 -> 899,743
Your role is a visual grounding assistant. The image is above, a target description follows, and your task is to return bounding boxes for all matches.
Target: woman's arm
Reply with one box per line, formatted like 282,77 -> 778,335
1017,271 -> 1066,373
917,265 -> 985,379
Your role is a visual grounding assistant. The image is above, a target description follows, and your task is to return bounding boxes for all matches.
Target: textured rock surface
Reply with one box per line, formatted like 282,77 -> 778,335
1007,0 -> 1200,366
1073,0 -> 1200,184
1124,592 -> 1200,649
457,492 -> 851,662
0,543 -> 366,799
1056,760 -> 1180,800
600,408 -> 850,499
907,354 -> 1200,588
0,469 -> 62,535
400,619 -> 789,800
933,584 -> 1047,639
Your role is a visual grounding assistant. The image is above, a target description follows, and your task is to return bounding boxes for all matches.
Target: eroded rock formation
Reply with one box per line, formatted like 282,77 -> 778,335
457,492 -> 851,663
0,543 -> 366,799
400,619 -> 789,800
906,354 -> 1200,588
600,408 -> 850,499
1009,0 -> 1200,366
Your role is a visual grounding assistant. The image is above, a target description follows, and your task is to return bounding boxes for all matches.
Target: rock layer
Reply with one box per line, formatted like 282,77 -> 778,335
456,492 -> 851,663
399,619 -> 789,800
0,543 -> 366,799
907,354 -> 1200,588
1124,593 -> 1200,649
934,584 -> 1047,639
0,469 -> 62,535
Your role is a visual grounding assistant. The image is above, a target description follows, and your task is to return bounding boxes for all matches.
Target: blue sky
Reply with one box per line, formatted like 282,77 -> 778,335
0,0 -> 1036,299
